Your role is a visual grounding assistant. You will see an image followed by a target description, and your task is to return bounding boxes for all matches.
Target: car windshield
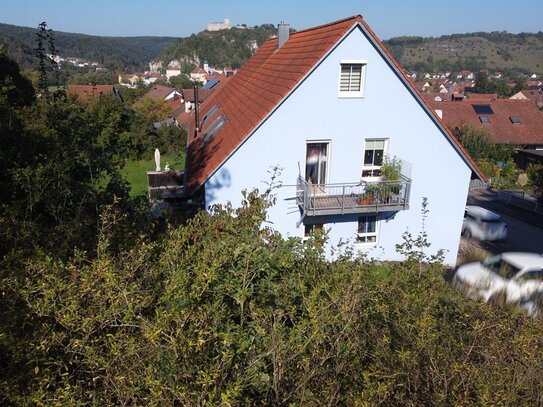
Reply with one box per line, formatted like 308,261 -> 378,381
482,256 -> 521,279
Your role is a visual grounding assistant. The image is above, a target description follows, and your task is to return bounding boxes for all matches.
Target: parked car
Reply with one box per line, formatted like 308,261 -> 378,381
461,205 -> 507,241
453,252 -> 543,315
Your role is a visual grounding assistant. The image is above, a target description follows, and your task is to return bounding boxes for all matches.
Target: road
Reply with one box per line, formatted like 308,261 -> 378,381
465,189 -> 543,255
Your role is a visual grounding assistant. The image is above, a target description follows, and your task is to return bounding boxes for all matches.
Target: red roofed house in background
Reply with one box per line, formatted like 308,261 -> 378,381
180,15 -> 485,265
67,85 -> 123,102
430,99 -> 543,148
143,84 -> 181,101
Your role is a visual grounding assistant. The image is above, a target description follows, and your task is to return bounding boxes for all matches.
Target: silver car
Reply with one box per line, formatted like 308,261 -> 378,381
453,252 -> 543,315
462,205 -> 507,241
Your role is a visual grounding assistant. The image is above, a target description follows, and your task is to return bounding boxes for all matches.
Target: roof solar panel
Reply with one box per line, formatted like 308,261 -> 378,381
472,104 -> 493,115
203,79 -> 219,89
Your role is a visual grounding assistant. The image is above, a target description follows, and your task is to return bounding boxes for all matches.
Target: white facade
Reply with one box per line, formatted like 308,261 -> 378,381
204,25 -> 472,265
166,69 -> 181,80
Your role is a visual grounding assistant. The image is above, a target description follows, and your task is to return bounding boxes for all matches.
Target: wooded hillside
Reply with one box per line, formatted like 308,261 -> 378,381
384,31 -> 543,75
0,22 -> 179,71
157,24 -> 279,69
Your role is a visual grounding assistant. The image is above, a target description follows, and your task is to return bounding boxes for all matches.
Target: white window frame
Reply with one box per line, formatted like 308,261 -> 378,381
338,59 -> 367,98
302,223 -> 325,242
356,215 -> 379,246
305,140 -> 331,186
362,138 -> 388,180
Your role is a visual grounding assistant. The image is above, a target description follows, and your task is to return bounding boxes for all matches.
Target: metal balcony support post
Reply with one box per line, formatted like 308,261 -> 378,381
341,185 -> 345,214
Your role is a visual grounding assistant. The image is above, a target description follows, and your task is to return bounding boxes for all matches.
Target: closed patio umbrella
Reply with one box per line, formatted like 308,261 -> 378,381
154,148 -> 161,172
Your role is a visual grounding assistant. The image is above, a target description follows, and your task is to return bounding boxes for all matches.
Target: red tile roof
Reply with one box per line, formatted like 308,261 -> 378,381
185,15 -> 484,193
431,99 -> 543,145
67,85 -> 119,101
519,89 -> 543,109
181,88 -> 214,103
143,84 -> 177,100
465,92 -> 497,102
164,97 -> 184,117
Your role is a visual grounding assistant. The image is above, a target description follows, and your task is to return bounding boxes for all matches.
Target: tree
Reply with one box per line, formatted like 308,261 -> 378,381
0,46 -> 35,129
455,124 -> 494,161
167,73 -> 194,90
0,68 -> 146,260
34,22 -> 58,96
527,163 -> 543,199
474,71 -> 492,94
132,97 -> 172,123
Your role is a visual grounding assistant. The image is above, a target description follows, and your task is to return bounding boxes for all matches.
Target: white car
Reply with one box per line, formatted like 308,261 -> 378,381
462,205 -> 507,241
453,252 -> 543,315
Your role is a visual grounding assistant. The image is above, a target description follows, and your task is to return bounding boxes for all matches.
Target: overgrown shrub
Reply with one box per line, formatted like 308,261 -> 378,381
2,191 -> 543,406
527,163 -> 543,199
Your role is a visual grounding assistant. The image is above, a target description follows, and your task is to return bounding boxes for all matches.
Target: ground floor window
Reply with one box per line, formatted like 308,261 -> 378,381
357,215 -> 378,244
304,223 -> 323,237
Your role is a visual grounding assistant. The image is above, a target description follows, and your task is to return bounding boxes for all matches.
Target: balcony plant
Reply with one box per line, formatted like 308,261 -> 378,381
379,157 -> 402,203
380,156 -> 402,182
359,157 -> 402,205
358,187 -> 376,205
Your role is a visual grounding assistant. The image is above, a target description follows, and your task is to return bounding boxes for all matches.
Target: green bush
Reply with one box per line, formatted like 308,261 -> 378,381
2,191 -> 543,406
527,163 -> 543,198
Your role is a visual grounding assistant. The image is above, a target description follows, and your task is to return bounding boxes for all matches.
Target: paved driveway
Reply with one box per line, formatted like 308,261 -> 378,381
465,189 -> 543,254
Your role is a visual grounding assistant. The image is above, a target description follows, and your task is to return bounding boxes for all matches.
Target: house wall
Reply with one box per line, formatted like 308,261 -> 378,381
205,25 -> 471,265
166,69 -> 181,80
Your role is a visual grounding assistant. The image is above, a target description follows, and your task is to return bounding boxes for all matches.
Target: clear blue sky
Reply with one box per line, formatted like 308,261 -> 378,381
1,0 -> 541,39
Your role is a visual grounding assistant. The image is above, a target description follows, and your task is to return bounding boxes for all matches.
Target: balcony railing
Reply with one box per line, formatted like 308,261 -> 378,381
296,175 -> 411,223
147,170 -> 185,200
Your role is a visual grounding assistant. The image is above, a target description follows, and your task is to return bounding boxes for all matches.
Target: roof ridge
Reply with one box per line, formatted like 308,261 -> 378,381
289,15 -> 362,36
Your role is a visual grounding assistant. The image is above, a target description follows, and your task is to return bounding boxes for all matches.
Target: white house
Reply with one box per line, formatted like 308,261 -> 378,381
184,15 -> 484,265
190,68 -> 208,84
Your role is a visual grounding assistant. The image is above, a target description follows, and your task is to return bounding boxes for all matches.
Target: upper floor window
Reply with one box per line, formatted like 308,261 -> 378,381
362,139 -> 387,178
338,60 -> 367,98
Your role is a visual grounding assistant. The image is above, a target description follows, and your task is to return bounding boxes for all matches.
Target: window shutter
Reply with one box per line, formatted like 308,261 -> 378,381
340,64 -> 362,92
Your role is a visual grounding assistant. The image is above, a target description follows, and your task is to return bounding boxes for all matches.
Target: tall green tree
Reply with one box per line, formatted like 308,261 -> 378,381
34,22 -> 58,97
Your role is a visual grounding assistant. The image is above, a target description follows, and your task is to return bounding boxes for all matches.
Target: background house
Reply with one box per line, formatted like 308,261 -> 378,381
67,84 -> 123,102
185,16 -> 483,265
143,84 -> 181,101
431,98 -> 543,148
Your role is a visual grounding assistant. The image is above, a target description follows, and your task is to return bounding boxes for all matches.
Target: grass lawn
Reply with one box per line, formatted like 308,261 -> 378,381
121,154 -> 185,196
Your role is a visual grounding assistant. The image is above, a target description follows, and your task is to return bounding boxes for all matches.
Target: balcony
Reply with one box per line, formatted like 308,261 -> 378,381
296,175 -> 411,224
147,170 -> 185,200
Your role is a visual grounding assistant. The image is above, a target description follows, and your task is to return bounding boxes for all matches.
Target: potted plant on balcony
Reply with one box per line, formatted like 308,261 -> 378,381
359,183 -> 381,205
380,156 -> 402,182
379,157 -> 402,203
358,188 -> 375,205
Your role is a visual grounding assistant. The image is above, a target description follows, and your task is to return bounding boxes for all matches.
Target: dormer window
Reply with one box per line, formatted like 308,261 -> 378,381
338,60 -> 367,98
509,116 -> 521,124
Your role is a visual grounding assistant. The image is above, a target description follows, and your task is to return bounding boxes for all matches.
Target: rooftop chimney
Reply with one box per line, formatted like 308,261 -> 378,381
278,22 -> 289,48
